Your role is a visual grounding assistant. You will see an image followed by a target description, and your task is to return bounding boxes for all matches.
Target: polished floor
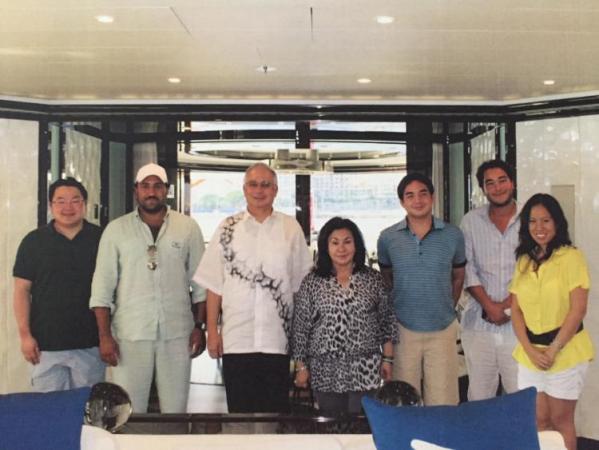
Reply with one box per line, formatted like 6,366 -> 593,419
187,352 -> 227,413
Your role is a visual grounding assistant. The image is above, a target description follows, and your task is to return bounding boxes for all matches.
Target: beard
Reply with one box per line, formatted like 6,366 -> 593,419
138,197 -> 166,214
488,196 -> 513,208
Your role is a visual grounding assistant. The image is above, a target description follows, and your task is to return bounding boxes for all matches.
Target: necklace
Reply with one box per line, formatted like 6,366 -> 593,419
336,273 -> 352,290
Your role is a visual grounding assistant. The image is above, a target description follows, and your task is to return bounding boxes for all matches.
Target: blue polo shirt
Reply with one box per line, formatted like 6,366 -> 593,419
377,217 -> 466,332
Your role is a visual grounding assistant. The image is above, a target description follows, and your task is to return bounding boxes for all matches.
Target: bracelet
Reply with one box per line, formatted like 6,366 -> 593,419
550,338 -> 564,351
295,365 -> 308,372
382,357 -> 394,365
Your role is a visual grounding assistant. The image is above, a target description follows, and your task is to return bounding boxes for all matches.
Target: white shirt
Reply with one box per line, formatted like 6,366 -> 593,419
194,210 -> 312,354
460,203 -> 519,335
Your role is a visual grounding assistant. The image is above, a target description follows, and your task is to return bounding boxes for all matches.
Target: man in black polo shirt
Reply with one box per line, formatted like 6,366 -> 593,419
13,177 -> 105,392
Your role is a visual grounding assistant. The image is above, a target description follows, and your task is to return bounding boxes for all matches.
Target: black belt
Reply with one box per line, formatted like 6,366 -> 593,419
526,323 -> 584,346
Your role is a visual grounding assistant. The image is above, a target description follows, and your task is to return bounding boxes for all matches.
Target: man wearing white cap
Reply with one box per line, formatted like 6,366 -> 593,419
90,163 -> 206,413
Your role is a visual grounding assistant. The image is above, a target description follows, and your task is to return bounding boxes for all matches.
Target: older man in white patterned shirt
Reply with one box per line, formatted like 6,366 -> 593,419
194,163 -> 312,414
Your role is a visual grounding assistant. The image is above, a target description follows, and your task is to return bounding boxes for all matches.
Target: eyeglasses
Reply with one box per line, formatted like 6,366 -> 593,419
245,181 -> 275,189
52,198 -> 84,207
147,245 -> 157,270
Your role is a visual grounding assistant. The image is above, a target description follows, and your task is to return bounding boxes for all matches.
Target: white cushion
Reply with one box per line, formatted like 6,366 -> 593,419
538,431 -> 567,450
80,430 -> 565,450
411,439 -> 453,450
80,425 -> 119,450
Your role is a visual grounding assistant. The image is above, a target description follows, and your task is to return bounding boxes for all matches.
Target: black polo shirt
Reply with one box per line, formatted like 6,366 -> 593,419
13,220 -> 102,351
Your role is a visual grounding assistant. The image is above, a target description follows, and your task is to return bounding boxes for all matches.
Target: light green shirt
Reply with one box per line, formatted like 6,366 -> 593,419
90,207 -> 205,341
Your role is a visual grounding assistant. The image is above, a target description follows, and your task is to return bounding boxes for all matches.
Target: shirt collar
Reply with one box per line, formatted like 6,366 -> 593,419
552,246 -> 569,258
48,219 -> 58,233
242,208 -> 277,224
481,201 -> 520,227
48,219 -> 89,236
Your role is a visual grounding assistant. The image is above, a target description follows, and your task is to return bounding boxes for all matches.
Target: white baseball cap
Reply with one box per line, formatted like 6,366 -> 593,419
135,163 -> 168,184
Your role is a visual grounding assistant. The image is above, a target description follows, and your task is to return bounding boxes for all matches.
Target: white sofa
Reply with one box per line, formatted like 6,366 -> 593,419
81,425 -> 566,450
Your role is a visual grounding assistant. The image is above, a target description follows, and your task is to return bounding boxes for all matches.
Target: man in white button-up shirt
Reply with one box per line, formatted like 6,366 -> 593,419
460,159 -> 519,401
194,163 -> 312,413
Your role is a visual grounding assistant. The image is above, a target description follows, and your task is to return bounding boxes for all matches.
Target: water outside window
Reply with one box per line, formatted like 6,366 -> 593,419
190,170 -> 405,259
190,171 -> 296,242
311,171 -> 406,260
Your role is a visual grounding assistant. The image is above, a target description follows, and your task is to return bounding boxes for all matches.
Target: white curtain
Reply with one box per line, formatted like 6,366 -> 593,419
432,142 -> 444,218
470,128 -> 497,208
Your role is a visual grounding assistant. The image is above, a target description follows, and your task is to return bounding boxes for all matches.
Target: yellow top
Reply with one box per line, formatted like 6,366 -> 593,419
509,246 -> 594,373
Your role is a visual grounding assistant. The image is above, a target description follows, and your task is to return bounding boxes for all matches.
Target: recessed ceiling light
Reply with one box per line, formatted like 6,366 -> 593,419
543,80 -> 555,86
95,15 -> 114,24
168,77 -> 181,84
357,78 -> 372,84
376,15 -> 395,24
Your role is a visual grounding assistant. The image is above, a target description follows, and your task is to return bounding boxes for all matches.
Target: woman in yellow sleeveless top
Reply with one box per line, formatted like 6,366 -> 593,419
510,193 -> 594,450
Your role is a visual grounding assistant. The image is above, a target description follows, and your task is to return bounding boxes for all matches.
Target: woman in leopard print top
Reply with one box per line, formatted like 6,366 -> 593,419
291,217 -> 396,415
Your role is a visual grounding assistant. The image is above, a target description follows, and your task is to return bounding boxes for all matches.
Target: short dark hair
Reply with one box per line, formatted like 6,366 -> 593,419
476,159 -> 514,189
48,177 -> 88,202
515,193 -> 571,268
397,172 -> 434,200
314,217 -> 367,277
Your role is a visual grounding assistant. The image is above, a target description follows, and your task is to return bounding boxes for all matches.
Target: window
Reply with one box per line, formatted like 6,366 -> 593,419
190,171 -> 296,240
311,171 -> 405,258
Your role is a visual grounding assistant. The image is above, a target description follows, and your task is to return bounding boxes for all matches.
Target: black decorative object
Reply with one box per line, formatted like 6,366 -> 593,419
373,381 -> 422,407
85,382 -> 132,432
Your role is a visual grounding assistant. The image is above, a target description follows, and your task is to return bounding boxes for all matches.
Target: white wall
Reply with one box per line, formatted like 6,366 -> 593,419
517,115 -> 599,440
0,118 -> 38,394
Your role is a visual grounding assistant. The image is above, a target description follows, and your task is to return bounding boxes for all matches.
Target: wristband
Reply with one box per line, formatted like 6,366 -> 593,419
194,321 -> 207,331
550,338 -> 563,351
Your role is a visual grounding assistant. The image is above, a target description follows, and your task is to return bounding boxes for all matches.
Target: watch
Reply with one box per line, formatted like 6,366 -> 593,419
194,321 -> 207,331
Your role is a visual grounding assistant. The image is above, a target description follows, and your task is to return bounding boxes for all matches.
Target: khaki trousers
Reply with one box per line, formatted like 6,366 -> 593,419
393,320 -> 459,406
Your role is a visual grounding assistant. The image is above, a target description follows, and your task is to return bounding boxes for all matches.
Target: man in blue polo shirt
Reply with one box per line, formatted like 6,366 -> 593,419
377,172 -> 465,406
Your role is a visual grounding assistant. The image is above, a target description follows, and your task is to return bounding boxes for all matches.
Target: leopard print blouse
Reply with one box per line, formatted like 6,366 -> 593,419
291,267 -> 397,393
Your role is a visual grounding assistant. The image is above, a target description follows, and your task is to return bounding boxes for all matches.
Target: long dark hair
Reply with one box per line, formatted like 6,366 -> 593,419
515,193 -> 571,269
314,217 -> 366,277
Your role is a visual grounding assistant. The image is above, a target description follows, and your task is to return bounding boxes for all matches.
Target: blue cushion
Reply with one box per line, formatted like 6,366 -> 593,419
0,387 -> 91,450
362,387 -> 540,450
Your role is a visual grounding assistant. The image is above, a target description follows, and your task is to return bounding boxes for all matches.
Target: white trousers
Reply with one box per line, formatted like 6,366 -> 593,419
112,337 -> 191,413
461,329 -> 518,401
